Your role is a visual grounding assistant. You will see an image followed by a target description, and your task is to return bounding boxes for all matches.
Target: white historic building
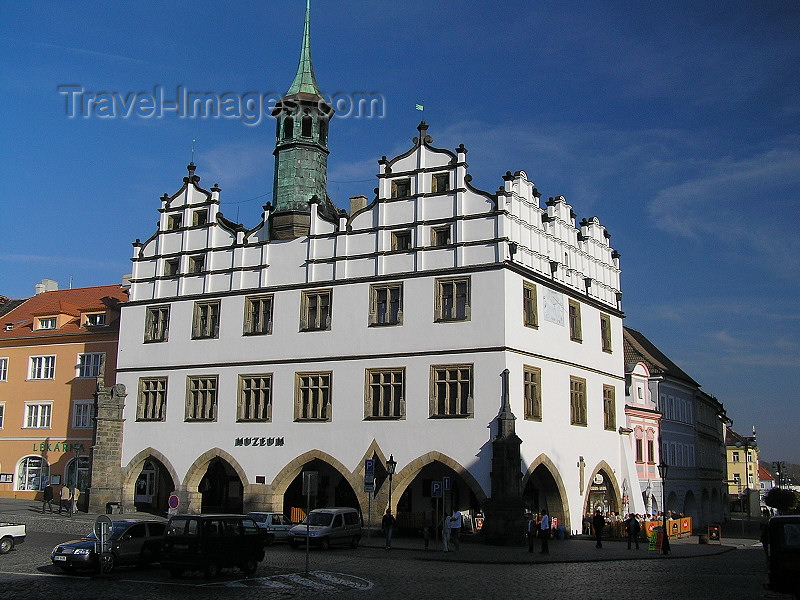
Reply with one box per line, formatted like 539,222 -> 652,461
115,3 -> 640,534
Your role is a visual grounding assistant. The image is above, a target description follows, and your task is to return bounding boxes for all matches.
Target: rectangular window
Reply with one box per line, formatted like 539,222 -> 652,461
365,368 -> 405,419
189,255 -> 205,274
38,317 -> 57,330
193,209 -> 208,226
635,438 -> 644,462
570,376 -> 587,426
164,259 -> 179,277
0,357 -> 7,382
523,365 -> 541,421
431,225 -> 451,247
435,277 -> 470,322
25,402 -> 52,428
244,295 -> 273,335
72,400 -> 95,429
369,283 -> 403,326
29,355 -> 56,380
523,282 -> 538,328
192,300 -> 220,339
391,178 -> 411,198
85,313 -> 106,327
300,289 -> 332,331
430,365 -> 473,418
186,376 -> 218,421
603,385 -> 616,430
0,403 -> 4,428
137,377 -> 167,421
600,314 -> 612,352
167,213 -> 182,230
145,306 -> 170,342
432,173 -> 450,193
238,374 -> 273,422
391,230 -> 412,251
295,372 -> 332,421
568,300 -> 582,342
647,439 -> 655,463
77,353 -> 104,378
731,451 -> 740,463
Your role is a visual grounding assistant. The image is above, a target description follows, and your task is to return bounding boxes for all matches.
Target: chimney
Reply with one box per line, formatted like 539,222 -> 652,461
349,195 -> 368,214
34,279 -> 59,295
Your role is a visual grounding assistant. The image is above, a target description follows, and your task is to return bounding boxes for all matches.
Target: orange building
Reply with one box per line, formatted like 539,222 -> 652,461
0,284 -> 127,507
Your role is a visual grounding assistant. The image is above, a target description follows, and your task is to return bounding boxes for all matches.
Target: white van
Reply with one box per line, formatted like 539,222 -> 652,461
288,507 -> 361,550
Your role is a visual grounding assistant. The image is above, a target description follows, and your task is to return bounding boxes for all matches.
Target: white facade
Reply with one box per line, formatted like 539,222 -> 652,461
117,125 -> 632,532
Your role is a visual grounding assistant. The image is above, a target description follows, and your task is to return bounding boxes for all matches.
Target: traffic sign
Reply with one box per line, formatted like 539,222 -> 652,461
443,476 -> 451,491
365,459 -> 375,485
168,494 -> 179,510
94,514 -> 112,539
431,481 -> 443,498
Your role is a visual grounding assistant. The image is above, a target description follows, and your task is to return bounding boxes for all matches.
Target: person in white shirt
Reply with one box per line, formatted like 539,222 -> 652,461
450,509 -> 463,551
539,509 -> 551,554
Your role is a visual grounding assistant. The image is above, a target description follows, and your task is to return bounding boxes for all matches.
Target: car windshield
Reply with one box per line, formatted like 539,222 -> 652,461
87,522 -> 133,541
303,513 -> 333,527
248,513 -> 268,523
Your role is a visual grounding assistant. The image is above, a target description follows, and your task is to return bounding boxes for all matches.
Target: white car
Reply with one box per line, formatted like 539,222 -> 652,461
246,512 -> 294,545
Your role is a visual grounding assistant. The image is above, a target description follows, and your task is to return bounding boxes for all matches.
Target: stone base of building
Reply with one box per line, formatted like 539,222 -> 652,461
86,486 -> 123,514
480,497 -> 527,546
271,212 -> 310,240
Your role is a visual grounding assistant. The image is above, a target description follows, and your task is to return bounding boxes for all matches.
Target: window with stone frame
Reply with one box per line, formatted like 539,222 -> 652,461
25,402 -> 52,428
647,437 -> 655,463
167,213 -> 182,231
570,376 -> 587,426
568,299 -> 582,342
137,377 -> 167,422
193,209 -> 208,226
300,289 -> 332,332
431,173 -> 450,193
391,178 -> 411,198
29,355 -> 56,380
164,258 -> 180,278
77,352 -> 104,378
0,402 -> 4,428
600,313 -> 612,353
243,294 -> 274,336
391,230 -> 412,251
192,300 -> 220,339
369,282 -> 403,326
435,277 -> 470,322
0,357 -> 7,382
603,384 -> 616,430
431,225 -> 451,247
295,372 -> 332,421
186,376 -> 217,422
365,368 -> 405,419
430,364 -> 473,418
523,282 -> 538,328
72,400 -> 95,429
523,365 -> 542,421
189,255 -> 205,274
144,305 -> 170,342
635,436 -> 644,462
238,374 -> 273,422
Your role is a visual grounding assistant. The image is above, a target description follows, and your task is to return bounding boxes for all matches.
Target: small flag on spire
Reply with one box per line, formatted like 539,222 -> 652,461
415,103 -> 424,111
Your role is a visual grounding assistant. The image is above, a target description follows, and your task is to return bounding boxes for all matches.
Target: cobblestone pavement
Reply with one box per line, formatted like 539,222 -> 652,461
0,499 -> 791,600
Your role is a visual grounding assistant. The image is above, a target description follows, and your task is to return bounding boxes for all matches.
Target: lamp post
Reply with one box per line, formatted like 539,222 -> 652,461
735,436 -> 755,533
772,461 -> 785,489
657,462 -> 670,555
386,454 -> 397,514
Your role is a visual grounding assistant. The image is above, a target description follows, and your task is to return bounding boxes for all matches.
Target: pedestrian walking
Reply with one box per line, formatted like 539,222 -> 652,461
592,509 -> 605,548
539,509 -> 551,554
441,514 -> 451,552
526,513 -> 536,553
422,525 -> 431,550
625,513 -> 640,549
382,509 -> 396,550
41,483 -> 55,513
59,485 -> 71,514
449,509 -> 462,551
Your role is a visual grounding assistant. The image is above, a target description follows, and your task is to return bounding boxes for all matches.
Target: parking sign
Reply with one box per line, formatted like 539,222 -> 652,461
431,481 -> 443,498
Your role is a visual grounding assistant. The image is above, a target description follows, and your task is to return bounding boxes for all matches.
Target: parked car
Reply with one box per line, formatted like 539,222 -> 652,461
161,514 -> 265,578
51,520 -> 165,573
764,515 -> 800,599
0,522 -> 26,554
288,507 -> 361,550
247,512 -> 294,545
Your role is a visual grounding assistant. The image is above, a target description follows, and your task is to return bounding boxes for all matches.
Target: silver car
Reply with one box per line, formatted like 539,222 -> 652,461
288,507 -> 361,550
246,512 -> 294,545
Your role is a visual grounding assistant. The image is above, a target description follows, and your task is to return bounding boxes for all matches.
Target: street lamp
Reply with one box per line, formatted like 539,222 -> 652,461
772,461 -> 785,489
657,461 -> 670,555
386,454 -> 397,513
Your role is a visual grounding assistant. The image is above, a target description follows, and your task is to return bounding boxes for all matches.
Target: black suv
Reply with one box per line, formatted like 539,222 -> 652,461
161,514 -> 265,578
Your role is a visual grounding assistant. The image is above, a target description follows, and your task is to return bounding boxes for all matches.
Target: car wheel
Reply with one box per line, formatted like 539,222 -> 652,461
100,552 -> 115,574
240,559 -> 258,576
0,538 -> 13,554
350,535 -> 360,549
169,568 -> 184,578
204,561 -> 220,579
264,533 -> 275,546
320,537 -> 330,551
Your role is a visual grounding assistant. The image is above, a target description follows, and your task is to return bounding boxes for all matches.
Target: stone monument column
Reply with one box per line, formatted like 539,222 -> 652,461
87,381 -> 126,513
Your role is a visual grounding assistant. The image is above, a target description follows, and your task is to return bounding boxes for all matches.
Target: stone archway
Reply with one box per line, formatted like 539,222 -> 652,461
522,454 -> 570,532
583,460 -> 623,518
121,448 -> 180,515
181,448 -> 249,514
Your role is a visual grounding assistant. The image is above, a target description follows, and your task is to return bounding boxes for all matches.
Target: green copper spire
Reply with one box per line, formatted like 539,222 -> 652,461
286,0 -> 322,98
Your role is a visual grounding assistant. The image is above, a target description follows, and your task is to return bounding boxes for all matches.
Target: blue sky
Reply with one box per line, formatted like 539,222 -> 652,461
1,1 -> 798,463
